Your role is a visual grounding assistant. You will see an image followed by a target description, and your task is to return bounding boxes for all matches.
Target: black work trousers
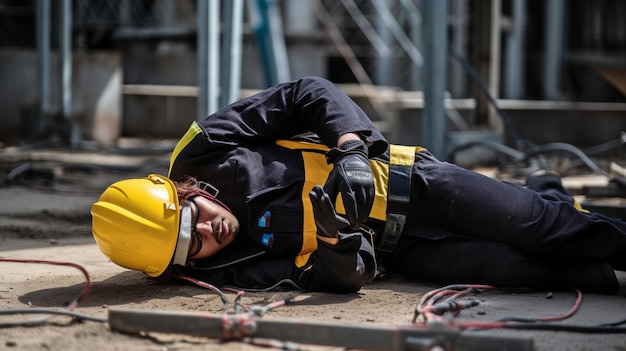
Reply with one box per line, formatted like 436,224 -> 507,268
382,151 -> 625,293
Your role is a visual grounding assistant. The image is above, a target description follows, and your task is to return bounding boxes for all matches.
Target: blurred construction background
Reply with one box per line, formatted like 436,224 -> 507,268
1,0 -> 625,166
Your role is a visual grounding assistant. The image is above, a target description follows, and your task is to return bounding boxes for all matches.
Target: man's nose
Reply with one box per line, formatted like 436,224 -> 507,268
195,222 -> 213,237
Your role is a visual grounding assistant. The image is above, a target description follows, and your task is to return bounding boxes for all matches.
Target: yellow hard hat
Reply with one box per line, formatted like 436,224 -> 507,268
91,174 -> 192,277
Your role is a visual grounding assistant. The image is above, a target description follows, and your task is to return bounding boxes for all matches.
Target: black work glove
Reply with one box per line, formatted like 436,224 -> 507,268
324,139 -> 374,229
309,185 -> 350,238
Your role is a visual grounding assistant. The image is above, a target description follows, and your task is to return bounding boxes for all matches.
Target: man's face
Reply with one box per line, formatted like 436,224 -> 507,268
186,196 -> 240,260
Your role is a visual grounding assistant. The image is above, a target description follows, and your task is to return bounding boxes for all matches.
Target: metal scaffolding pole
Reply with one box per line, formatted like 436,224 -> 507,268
544,0 -> 565,100
109,309 -> 533,351
36,0 -> 51,134
220,0 -> 244,107
450,0 -> 468,97
249,0 -> 290,87
371,0 -> 395,87
422,0 -> 448,158
60,0 -> 79,145
489,0 -> 502,131
197,0 -> 220,120
504,0 -> 526,99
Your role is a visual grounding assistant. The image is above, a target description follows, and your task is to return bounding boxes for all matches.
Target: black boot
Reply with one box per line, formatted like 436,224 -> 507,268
552,259 -> 618,294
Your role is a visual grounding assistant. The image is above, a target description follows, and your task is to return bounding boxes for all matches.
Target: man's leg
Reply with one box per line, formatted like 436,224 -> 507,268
381,236 -> 619,294
525,172 -> 574,203
408,151 -> 626,269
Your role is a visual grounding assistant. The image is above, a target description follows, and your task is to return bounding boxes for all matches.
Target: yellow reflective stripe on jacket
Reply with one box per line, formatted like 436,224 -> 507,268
275,140 -> 333,267
275,139 -> 389,222
390,144 -> 422,166
168,121 -> 202,177
277,139 -> 400,267
368,161 -> 389,220
276,139 -> 330,152
280,141 -> 423,267
298,149 -> 334,266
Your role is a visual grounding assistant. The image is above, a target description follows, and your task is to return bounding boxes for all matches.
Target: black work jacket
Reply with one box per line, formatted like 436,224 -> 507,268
168,77 -> 390,293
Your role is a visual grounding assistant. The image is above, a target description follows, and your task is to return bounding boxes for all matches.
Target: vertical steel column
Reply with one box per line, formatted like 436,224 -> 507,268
488,0 -> 502,132
544,0 -> 565,100
285,0 -> 316,33
504,0 -> 526,99
220,0 -> 243,107
249,0 -> 290,87
36,0 -> 51,134
371,0 -> 395,87
450,0 -> 467,97
163,0 -> 177,26
197,0 -> 220,120
60,0 -> 79,145
263,0 -> 290,84
422,0 -> 447,158
401,0 -> 423,92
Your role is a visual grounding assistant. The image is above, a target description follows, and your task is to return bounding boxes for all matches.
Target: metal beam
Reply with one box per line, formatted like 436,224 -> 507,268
109,309 -> 533,351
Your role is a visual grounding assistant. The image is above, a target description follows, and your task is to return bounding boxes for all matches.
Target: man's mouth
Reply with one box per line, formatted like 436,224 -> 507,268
213,221 -> 228,244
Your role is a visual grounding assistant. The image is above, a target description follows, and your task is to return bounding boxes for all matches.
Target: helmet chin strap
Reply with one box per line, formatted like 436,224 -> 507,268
172,204 -> 192,266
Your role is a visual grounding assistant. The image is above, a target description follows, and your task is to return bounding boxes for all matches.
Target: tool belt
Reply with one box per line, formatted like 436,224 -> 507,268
377,145 -> 419,253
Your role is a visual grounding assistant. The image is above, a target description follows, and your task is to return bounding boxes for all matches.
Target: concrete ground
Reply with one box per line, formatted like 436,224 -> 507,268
1,144 -> 626,351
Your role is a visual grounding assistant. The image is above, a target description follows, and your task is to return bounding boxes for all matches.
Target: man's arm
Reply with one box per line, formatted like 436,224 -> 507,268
199,234 -> 375,293
199,76 -> 388,157
337,132 -> 362,147
317,235 -> 339,245
298,233 -> 377,293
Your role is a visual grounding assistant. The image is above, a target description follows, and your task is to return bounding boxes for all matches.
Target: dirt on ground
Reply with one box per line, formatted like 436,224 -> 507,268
1,146 -> 626,351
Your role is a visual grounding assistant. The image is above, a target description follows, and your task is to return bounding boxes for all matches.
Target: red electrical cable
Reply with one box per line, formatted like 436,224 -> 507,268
414,284 -> 584,331
0,257 -> 92,310
174,274 -> 231,313
536,288 -> 583,322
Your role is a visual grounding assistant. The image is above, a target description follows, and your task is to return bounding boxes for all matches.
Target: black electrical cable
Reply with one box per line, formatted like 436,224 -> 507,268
0,257 -> 105,328
598,318 -> 626,327
0,309 -> 107,324
173,273 -> 231,313
448,137 -> 626,183
449,49 -> 530,150
448,49 -> 626,183
527,143 -> 611,177
223,279 -> 306,293
501,323 -> 626,334
448,140 -> 527,162
173,266 -> 304,315
580,132 -> 626,156
416,284 -> 626,335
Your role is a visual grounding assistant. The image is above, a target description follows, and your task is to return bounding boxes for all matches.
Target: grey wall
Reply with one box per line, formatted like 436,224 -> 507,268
0,50 -> 122,145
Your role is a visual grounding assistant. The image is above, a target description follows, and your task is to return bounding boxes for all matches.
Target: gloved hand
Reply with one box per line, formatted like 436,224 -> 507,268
309,185 -> 350,238
324,139 -> 374,229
